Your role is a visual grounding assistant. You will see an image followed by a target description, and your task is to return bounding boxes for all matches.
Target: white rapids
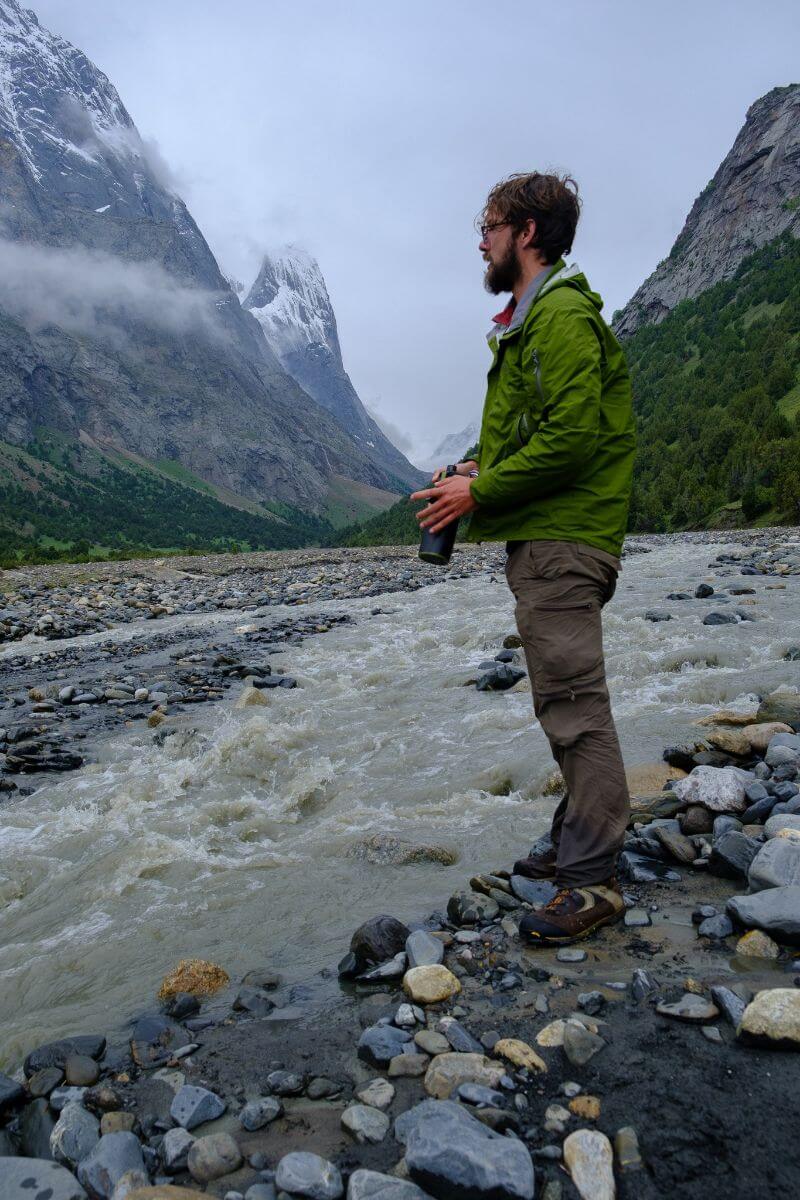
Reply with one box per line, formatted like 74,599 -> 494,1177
1,539 -> 799,1066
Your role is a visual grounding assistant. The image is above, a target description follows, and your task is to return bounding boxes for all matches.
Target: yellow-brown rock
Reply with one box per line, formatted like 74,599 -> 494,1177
127,1190 -> 203,1200
403,965 -> 461,1005
705,728 -> 750,756
739,722 -> 792,752
158,959 -> 229,1000
695,708 -> 759,727
147,711 -> 166,728
569,1095 -> 601,1120
536,1020 -> 567,1047
736,929 -> 780,959
423,1052 -> 505,1099
493,1037 -> 547,1073
235,686 -> 269,708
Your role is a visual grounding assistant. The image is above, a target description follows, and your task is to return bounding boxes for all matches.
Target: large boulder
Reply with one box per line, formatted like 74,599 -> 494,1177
756,692 -> 800,730
737,989 -> 800,1049
670,766 -> 748,814
749,838 -> 800,891
24,1036 -> 106,1078
77,1132 -> 147,1199
395,1099 -> 534,1200
727,886 -> 800,943
0,1158 -> 87,1200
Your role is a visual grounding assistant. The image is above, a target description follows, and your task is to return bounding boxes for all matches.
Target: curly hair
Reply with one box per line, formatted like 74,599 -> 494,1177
481,172 -> 581,264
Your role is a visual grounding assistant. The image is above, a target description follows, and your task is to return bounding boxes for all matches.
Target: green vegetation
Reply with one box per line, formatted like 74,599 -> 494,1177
335,232 -> 800,547
0,435 -> 333,567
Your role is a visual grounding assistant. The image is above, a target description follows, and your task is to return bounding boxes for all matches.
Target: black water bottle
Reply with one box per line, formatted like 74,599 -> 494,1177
419,464 -> 460,565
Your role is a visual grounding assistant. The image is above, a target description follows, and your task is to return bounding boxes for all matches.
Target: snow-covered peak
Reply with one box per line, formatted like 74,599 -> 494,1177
0,0 -> 173,206
244,244 -> 343,367
415,421 -> 481,472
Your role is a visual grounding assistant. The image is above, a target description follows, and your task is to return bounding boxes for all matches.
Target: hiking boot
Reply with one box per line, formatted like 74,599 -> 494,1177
518,878 -> 624,945
513,846 -> 557,880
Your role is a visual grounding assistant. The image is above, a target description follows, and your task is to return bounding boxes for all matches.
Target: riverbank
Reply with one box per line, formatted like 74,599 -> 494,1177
1,529 -> 800,1198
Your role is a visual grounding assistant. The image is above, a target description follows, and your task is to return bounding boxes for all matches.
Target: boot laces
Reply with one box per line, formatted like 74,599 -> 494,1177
544,888 -> 575,913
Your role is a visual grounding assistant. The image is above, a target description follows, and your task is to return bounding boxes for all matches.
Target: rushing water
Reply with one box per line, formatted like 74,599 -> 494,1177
1,539 -> 799,1067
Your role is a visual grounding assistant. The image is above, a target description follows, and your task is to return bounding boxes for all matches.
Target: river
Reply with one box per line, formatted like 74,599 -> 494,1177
1,537 -> 799,1068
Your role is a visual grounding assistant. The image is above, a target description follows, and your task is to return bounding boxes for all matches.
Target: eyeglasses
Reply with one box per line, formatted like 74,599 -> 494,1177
479,221 -> 510,239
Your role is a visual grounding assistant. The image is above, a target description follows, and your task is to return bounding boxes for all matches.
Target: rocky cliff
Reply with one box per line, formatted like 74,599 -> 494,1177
0,0 -> 417,517
615,84 -> 800,337
245,247 -> 422,489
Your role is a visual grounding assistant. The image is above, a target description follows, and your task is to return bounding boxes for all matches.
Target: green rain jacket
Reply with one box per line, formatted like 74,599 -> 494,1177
467,259 -> 636,557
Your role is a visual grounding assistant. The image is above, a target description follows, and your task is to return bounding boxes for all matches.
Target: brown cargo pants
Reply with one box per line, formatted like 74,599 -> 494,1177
504,539 -> 629,887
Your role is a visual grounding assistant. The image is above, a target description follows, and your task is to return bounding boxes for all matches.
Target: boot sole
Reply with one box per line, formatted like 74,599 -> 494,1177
519,906 -> 623,947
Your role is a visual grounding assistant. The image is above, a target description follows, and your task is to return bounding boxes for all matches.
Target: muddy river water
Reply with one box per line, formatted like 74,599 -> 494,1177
1,538 -> 799,1068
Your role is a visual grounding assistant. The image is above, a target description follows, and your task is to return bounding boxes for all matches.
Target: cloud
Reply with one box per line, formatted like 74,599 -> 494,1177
364,401 -> 416,457
0,237 -> 223,345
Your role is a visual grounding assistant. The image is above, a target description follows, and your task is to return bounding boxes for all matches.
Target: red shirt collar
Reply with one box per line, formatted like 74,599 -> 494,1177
492,298 -> 516,326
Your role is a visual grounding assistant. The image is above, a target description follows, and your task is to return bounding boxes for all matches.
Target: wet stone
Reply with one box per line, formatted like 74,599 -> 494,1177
274,1150 -> 344,1199
187,1131 -> 243,1183
357,1024 -> 414,1068
20,1098 -> 56,1158
341,915 -> 412,978
266,1070 -> 305,1096
697,913 -> 733,939
656,994 -> 720,1023
0,1070 -> 26,1113
405,930 -> 444,969
446,890 -> 499,926
64,1054 -> 100,1087
341,1104 -> 391,1144
170,1084 -> 226,1130
0,1157 -> 88,1200
438,1016 -> 484,1055
240,1096 -> 282,1130
50,1087 -> 88,1112
24,1035 -> 106,1078
130,1015 -> 186,1068
77,1131 -> 146,1199
709,831 -> 760,879
233,986 -> 275,1017
50,1102 -> 100,1168
711,985 -> 748,1028
727,886 -> 800,942
509,876 -> 559,906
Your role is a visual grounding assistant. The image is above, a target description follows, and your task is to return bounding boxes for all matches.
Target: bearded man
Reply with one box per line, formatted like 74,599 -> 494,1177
413,172 -> 636,945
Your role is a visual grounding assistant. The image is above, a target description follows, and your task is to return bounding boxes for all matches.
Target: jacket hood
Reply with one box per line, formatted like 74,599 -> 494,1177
540,261 -> 604,312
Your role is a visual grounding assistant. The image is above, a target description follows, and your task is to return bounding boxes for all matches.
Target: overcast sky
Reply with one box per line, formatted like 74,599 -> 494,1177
33,0 -> 800,460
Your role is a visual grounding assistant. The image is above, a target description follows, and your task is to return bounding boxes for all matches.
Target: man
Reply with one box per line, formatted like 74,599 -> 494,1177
412,172 -> 636,945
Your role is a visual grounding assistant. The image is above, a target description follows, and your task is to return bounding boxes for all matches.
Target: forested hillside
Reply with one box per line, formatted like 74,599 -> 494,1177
336,231 -> 800,547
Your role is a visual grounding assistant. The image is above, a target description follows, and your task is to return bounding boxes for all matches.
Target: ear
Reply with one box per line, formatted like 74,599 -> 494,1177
517,219 -> 537,250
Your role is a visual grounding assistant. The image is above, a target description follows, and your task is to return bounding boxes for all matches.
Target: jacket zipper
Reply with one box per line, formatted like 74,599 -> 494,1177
531,348 -> 544,405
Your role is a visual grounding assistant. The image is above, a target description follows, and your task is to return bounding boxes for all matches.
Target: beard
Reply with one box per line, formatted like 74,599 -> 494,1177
483,240 -> 521,295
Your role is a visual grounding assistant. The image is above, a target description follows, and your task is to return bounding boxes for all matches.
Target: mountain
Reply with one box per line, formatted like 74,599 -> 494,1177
415,421 -> 480,473
244,246 -> 422,490
0,0 -> 414,560
615,84 -> 800,337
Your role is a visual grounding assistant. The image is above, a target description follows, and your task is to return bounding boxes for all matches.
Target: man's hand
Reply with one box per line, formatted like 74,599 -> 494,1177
411,473 -> 479,534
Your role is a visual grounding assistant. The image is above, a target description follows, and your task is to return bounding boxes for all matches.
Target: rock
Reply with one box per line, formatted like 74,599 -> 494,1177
341,1104 -> 390,1144
169,1084 -> 225,1130
670,766 -> 748,813
493,1038 -> 547,1073
509,876 -> 558,906
702,1026 -> 723,1044
394,1003 -> 423,1028
756,692 -> 800,731
51,1102 -> 101,1168
438,1017 -> 484,1055
656,994 -> 720,1023
405,930 -> 444,969
77,1132 -> 147,1199
476,663 -> 526,691
563,1022 -> 605,1066
108,1169 -> 149,1199
187,1132 -> 243,1183
161,1127 -> 194,1173
736,930 -> 780,958
618,852 -> 681,883
346,1169 -> 432,1199
764,814 -> 800,838
355,1080 -> 395,1110
705,727 -> 751,756
49,1087 -> 87,1114
403,965 -> 461,1005
423,1053 -> 506,1100
727,886 -> 800,943
737,988 -> 800,1049
0,1071 -> 25,1114
341,915 -> 411,978
741,722 -> 794,753
455,1082 -> 507,1108
236,686 -> 269,708
129,1016 -> 186,1068
306,1077 -> 340,1099
563,1129 -> 615,1200
624,908 -> 651,927
652,826 -> 697,863
361,952 -> 408,982
232,985 -> 275,1016
697,914 -> 733,939
240,1097 -> 282,1131
0,1158 -> 88,1200
414,1030 -> 450,1056
266,1070 -> 304,1096
19,1098 -> 57,1157
695,583 -> 714,598
24,1035 -> 106,1078
158,959 -> 229,999
556,947 -> 587,963
389,1054 -> 430,1078
749,837 -> 800,890
614,1126 -> 643,1173
28,1067 -> 65,1099
679,805 -> 715,835
274,1151 -> 344,1199
766,732 -> 800,769
536,1020 -> 568,1048
569,1095 -> 601,1120
64,1055 -> 100,1087
711,985 -> 748,1028
708,831 -> 760,879
703,610 -> 738,625
446,891 -> 499,925
357,1025 -> 414,1068
395,1099 -> 534,1200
